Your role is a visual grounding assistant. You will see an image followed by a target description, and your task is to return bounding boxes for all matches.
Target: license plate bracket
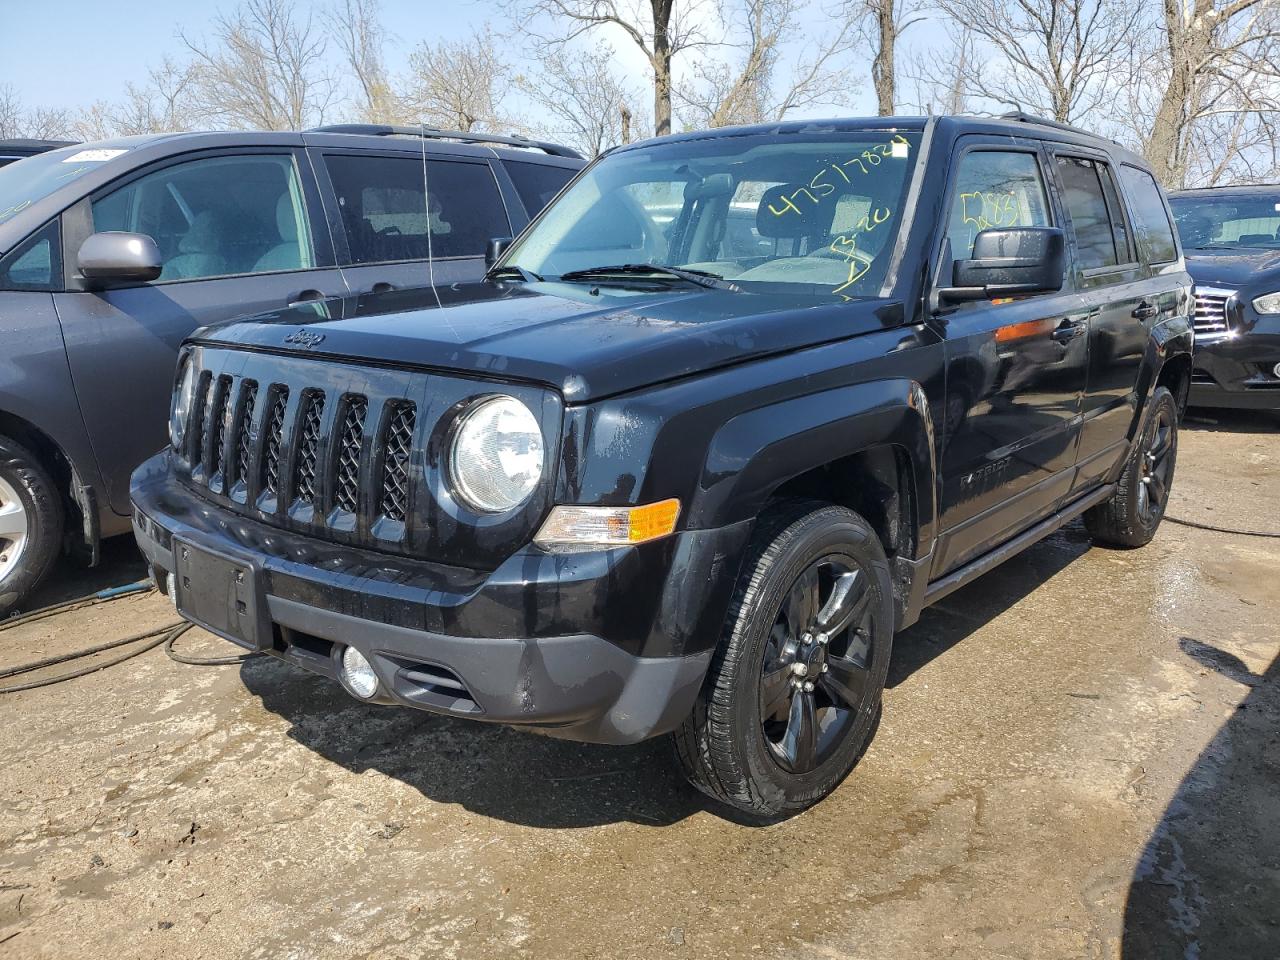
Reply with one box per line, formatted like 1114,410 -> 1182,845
172,539 -> 269,651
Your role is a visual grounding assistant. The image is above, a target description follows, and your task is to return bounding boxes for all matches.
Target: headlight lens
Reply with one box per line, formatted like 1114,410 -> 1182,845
448,396 -> 544,512
1252,291 -> 1280,314
169,356 -> 196,450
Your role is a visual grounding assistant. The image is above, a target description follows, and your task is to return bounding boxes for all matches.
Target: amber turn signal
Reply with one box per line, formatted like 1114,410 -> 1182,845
534,499 -> 681,548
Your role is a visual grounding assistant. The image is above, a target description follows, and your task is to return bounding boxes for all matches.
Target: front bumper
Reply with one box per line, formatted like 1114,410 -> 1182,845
131,454 -> 751,744
1191,321 -> 1280,410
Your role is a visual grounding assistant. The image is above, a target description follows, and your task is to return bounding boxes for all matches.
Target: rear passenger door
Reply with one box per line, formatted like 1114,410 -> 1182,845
313,150 -> 513,294
1046,149 -> 1151,490
54,148 -> 347,516
933,138 -> 1090,576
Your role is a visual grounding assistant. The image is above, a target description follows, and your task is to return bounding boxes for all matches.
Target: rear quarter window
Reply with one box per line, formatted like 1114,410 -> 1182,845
1120,166 -> 1179,264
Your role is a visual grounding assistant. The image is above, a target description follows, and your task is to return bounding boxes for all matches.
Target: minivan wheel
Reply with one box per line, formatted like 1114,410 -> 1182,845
674,501 -> 893,821
1084,385 -> 1179,549
0,435 -> 63,614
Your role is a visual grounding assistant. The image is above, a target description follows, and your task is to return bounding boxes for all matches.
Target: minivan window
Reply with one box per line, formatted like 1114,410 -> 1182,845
502,131 -> 923,300
0,219 -> 60,291
504,160 -> 576,215
1121,167 -> 1179,262
325,155 -> 510,263
91,154 -> 314,282
1056,157 -> 1121,269
945,150 -> 1052,261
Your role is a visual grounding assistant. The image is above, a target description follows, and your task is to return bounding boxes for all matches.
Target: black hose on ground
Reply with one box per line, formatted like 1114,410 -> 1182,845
1164,515 -> 1280,539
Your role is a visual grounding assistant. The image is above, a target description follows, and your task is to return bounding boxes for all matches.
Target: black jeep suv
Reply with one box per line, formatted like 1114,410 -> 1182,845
1169,185 -> 1280,411
132,114 -> 1193,819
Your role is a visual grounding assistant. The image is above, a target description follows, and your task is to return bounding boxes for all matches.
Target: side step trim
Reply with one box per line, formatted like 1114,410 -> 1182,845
923,483 -> 1115,608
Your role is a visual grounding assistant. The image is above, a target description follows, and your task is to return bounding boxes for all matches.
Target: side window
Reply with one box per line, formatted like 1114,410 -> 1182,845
1120,166 -> 1178,263
324,155 -> 510,264
503,160 -> 576,216
945,150 -> 1052,262
91,154 -> 314,282
1055,156 -> 1123,270
0,220 -> 61,291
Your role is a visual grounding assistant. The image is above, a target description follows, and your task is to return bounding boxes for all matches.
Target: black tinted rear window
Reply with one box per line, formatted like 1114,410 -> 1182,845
504,161 -> 576,216
1121,166 -> 1178,263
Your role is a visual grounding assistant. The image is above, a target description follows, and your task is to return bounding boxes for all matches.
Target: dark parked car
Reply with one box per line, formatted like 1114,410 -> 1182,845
0,125 -> 583,610
1168,185 -> 1280,411
132,113 -> 1193,819
0,138 -> 76,169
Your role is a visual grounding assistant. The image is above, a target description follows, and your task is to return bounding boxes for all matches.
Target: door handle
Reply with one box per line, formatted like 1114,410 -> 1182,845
368,281 -> 396,295
1050,319 -> 1086,343
1132,302 -> 1158,321
289,288 -> 325,304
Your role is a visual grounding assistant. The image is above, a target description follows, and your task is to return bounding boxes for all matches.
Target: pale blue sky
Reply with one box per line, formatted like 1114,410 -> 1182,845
2,0 -> 916,125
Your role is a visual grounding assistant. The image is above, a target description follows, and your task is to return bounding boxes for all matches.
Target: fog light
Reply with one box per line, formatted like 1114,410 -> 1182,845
165,571 -> 179,608
339,646 -> 379,699
1273,361 -> 1280,379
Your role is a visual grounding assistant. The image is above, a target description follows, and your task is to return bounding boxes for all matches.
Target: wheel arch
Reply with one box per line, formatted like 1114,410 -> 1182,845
0,407 -> 98,561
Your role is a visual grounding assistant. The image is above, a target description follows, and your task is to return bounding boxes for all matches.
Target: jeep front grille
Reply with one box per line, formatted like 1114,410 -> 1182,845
333,395 -> 368,515
172,348 -> 555,562
293,392 -> 325,506
1193,287 -> 1234,336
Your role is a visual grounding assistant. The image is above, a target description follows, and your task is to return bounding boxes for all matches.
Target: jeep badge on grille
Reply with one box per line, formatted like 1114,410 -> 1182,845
285,329 -> 325,348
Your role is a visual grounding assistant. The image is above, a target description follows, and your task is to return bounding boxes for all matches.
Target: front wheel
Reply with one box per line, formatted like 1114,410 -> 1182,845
0,434 -> 64,613
673,502 -> 894,821
1084,385 -> 1179,548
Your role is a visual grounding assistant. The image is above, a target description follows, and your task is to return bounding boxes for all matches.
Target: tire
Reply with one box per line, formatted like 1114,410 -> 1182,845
1084,385 -> 1179,548
0,435 -> 63,614
673,500 -> 894,821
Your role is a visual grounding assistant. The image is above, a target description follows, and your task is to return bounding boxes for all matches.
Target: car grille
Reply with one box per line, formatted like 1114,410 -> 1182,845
174,347 -> 556,564
1192,287 -> 1234,336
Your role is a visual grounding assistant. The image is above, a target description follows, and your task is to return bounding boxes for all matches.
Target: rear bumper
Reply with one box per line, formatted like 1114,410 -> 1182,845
131,453 -> 750,744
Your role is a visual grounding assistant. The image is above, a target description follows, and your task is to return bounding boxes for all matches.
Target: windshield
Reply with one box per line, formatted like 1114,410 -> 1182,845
0,144 -> 133,229
1170,194 -> 1280,250
502,129 -> 922,301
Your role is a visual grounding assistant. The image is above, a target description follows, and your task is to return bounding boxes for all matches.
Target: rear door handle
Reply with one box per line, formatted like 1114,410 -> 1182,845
1050,319 -> 1086,343
1132,302 -> 1158,321
289,288 -> 325,304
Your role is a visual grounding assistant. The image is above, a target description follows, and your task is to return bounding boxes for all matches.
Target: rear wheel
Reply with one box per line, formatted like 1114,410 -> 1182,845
0,435 -> 63,613
1084,385 -> 1178,548
674,501 -> 893,820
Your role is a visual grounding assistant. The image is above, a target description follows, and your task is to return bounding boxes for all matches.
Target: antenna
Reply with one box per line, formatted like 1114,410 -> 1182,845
421,121 -> 441,309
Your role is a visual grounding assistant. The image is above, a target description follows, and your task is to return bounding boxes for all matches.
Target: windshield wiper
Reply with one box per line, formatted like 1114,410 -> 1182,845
556,263 -> 740,291
487,264 -> 543,282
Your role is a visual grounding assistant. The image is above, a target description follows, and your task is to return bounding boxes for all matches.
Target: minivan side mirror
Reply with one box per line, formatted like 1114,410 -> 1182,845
485,236 -> 513,268
939,227 -> 1065,304
77,232 -> 163,287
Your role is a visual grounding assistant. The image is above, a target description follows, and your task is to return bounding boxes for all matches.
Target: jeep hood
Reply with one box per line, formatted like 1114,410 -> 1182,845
192,281 -> 902,403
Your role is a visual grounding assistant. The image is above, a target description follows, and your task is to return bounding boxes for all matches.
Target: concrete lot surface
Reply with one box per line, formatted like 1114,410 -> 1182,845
1,411 -> 1277,959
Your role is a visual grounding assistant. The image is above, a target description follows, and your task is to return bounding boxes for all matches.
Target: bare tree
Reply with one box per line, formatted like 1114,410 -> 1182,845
183,0 -> 336,130
513,0 -> 710,137
402,27 -> 510,131
857,0 -> 925,115
1141,0 -> 1280,185
933,0 -> 1142,122
328,0 -> 398,123
517,47 -> 648,156
678,0 -> 860,127
901,25 -> 977,114
0,85 -> 74,140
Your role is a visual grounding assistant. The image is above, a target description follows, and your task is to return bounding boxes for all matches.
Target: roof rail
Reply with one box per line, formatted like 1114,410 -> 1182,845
998,111 -> 1110,142
307,124 -> 584,160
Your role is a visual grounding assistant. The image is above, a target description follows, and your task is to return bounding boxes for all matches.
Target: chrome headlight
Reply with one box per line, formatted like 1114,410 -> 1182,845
1251,291 -> 1280,314
169,355 -> 196,450
448,396 -> 544,513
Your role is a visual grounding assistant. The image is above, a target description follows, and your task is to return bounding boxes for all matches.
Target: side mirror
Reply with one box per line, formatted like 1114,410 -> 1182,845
485,236 -> 513,268
939,227 -> 1065,303
77,232 -> 163,287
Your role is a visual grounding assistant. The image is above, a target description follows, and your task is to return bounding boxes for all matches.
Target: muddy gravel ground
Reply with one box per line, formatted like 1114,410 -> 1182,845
1,410 -> 1277,960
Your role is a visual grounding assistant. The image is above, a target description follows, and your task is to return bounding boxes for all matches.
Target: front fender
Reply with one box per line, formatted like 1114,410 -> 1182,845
690,377 -> 937,559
